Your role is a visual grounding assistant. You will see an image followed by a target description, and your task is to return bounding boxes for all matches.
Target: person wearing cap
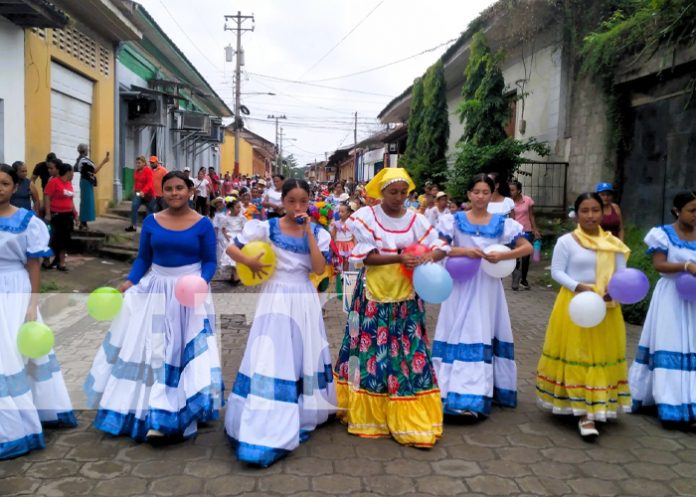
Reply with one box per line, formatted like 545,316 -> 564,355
183,167 -> 191,178
149,156 -> 168,212
425,191 -> 451,229
596,182 -> 624,240
334,167 -> 449,449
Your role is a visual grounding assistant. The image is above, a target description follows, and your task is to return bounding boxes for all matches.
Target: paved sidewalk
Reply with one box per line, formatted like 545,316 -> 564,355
2,276 -> 696,497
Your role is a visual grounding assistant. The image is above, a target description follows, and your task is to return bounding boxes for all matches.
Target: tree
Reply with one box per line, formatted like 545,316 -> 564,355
280,154 -> 299,178
401,77 -> 424,175
415,59 -> 450,187
449,31 -> 548,200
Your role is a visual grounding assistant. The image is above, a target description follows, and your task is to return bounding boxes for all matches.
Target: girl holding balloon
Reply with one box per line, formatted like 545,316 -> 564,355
535,192 -> 631,439
432,174 -> 531,421
333,167 -> 449,448
84,171 -> 222,443
629,191 -> 696,426
0,164 -> 76,460
224,179 -> 335,467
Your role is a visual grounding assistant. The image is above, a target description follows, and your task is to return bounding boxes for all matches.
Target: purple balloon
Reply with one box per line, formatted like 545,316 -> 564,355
607,268 -> 650,304
676,272 -> 696,301
445,256 -> 481,283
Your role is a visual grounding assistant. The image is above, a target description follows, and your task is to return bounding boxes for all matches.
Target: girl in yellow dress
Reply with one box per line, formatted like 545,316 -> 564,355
536,192 -> 631,439
333,168 -> 449,448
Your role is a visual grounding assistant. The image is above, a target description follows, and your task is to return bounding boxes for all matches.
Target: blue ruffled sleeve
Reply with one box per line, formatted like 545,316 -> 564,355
127,218 -> 154,285
644,227 -> 669,255
199,218 -> 217,282
26,215 -> 53,259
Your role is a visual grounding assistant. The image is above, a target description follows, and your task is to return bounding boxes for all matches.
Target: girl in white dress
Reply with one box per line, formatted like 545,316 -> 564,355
225,179 -> 335,467
0,164 -> 76,460
486,172 -> 515,217
629,191 -> 696,425
433,174 -> 532,419
219,199 -> 246,284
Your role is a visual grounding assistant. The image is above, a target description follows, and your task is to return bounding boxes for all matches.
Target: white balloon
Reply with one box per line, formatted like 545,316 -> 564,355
481,244 -> 516,278
569,292 -> 606,328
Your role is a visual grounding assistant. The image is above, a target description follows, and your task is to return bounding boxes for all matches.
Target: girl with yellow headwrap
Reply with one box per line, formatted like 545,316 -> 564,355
536,192 -> 631,440
333,168 -> 449,448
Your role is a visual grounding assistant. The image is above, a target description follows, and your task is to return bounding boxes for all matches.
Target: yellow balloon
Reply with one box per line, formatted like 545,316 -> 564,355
237,241 -> 277,286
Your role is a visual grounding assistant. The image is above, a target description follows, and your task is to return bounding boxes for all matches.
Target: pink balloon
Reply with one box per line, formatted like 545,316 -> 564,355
174,275 -> 208,308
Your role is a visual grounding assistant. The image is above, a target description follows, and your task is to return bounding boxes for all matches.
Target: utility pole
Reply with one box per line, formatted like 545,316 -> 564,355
224,11 -> 254,178
267,114 -> 286,174
279,127 -> 285,176
353,111 -> 358,182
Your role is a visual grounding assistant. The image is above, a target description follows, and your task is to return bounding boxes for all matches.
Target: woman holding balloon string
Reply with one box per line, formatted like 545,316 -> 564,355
224,178 -> 335,467
0,163 -> 76,460
629,191 -> 696,426
432,174 -> 531,421
535,192 -> 631,439
84,171 -> 222,443
333,167 -> 449,448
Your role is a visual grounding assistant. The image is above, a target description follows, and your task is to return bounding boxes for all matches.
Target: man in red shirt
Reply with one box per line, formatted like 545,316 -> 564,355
149,155 -> 168,212
125,155 -> 155,232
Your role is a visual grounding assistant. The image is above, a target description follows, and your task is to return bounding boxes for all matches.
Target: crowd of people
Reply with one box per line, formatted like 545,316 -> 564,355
1,159 -> 694,468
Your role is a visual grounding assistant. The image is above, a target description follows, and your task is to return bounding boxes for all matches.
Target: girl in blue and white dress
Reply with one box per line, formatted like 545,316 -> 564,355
433,174 -> 532,419
225,179 -> 335,467
629,191 -> 696,425
0,164 -> 76,460
84,171 -> 222,442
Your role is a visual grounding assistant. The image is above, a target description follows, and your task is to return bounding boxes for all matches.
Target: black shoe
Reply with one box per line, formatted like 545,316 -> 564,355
125,226 -> 136,232
520,280 -> 530,290
511,269 -> 521,291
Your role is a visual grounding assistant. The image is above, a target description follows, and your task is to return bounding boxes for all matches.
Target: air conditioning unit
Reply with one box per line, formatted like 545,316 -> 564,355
388,142 -> 398,153
207,118 -> 223,143
128,97 -> 167,127
180,111 -> 211,133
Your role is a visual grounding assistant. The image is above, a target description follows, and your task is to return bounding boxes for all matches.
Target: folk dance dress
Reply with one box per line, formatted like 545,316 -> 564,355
536,229 -> 631,421
215,213 -> 246,269
0,209 -> 76,460
84,215 -> 222,441
334,205 -> 448,447
332,219 -> 355,258
225,218 -> 336,467
629,226 -> 696,422
432,213 -> 522,417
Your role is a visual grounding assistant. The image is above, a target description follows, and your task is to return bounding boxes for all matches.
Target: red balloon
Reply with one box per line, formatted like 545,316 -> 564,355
400,244 -> 430,280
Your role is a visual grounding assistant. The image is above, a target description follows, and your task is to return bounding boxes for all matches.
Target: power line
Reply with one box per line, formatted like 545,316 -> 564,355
248,72 -> 395,97
298,0 -> 386,79
305,37 -> 459,83
157,0 -> 222,72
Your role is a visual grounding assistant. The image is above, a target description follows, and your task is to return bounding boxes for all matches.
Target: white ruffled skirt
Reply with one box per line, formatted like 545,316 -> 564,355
84,263 -> 223,441
225,271 -> 336,466
0,266 -> 76,460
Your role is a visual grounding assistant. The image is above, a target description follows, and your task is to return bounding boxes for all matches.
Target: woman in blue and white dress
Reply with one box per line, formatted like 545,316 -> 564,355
84,171 -> 222,442
0,164 -> 76,460
225,179 -> 335,467
433,174 -> 532,419
629,191 -> 696,425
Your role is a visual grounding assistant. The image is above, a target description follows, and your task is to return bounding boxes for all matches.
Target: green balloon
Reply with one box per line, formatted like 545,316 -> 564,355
87,287 -> 123,321
17,321 -> 54,359
319,207 -> 328,216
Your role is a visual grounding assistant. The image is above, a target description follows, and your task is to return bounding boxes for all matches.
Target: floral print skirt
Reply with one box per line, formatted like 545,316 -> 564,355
333,270 -> 442,447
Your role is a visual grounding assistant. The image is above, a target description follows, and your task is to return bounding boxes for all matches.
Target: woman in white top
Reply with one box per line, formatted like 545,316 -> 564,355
535,192 -> 631,440
263,174 -> 285,219
486,172 -> 515,217
193,168 -> 210,216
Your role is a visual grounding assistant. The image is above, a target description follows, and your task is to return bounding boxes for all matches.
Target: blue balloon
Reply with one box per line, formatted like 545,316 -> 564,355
607,268 -> 650,304
413,263 -> 453,304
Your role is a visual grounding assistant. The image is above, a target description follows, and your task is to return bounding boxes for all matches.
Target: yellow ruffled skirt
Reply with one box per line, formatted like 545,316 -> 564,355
535,288 -> 631,421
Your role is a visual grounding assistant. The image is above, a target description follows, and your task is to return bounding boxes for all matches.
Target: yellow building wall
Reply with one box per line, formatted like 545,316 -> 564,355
25,28 -> 115,215
220,129 -> 253,176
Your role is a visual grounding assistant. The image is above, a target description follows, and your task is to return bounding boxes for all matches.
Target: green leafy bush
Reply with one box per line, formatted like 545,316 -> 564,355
621,224 -> 660,325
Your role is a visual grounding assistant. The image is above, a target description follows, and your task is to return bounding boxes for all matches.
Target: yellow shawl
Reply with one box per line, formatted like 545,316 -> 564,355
573,227 -> 631,299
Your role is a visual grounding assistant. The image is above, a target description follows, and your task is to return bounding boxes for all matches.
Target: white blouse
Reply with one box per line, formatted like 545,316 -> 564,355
487,197 -> 515,216
551,233 -> 627,291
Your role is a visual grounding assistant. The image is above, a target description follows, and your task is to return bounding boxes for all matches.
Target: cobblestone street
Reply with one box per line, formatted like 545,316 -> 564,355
2,277 -> 696,497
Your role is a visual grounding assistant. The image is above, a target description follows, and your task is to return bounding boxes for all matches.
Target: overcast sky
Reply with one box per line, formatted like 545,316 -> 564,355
137,0 -> 498,167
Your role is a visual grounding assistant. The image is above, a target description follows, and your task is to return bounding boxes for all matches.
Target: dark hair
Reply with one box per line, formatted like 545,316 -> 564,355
162,170 -> 194,189
574,192 -> 603,213
48,157 -> 62,168
0,163 -> 19,184
273,174 -> 285,181
57,162 -> 73,176
11,161 -> 24,170
281,179 -> 310,199
467,173 -> 495,192
672,191 -> 696,218
509,180 -> 522,192
226,199 -> 239,210
46,152 -> 56,162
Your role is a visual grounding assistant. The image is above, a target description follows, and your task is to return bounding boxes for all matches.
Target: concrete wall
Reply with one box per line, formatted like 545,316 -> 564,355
0,18 -> 25,164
